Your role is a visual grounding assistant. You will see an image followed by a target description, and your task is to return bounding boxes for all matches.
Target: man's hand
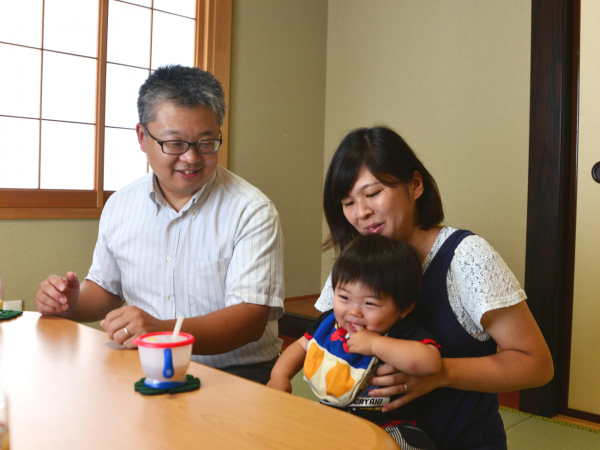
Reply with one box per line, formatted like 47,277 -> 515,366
36,272 -> 80,315
266,375 -> 292,393
347,328 -> 380,356
101,305 -> 164,349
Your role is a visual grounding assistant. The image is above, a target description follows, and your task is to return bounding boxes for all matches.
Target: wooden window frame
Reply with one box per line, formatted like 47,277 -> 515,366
0,0 -> 232,220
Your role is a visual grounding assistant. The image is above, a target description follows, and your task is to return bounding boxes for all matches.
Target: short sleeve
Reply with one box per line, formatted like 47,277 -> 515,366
389,316 -> 441,351
305,310 -> 335,340
224,200 -> 285,321
449,235 -> 527,333
314,272 -> 334,312
85,198 -> 123,297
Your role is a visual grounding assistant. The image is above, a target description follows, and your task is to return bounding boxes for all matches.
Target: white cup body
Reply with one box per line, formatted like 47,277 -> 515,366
135,333 -> 195,389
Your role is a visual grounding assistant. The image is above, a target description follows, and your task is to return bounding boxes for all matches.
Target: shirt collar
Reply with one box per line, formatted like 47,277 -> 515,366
187,170 -> 217,220
147,171 -> 217,218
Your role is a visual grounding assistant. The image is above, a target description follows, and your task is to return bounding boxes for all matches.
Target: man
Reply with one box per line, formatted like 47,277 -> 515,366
35,65 -> 284,384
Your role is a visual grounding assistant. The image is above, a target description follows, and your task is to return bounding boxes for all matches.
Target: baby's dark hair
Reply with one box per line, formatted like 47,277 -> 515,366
331,234 -> 422,312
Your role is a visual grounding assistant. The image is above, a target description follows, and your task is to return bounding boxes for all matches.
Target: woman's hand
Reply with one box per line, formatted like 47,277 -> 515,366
367,363 -> 447,413
368,301 -> 554,413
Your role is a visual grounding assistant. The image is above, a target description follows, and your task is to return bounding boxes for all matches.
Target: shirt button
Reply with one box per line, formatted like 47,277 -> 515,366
166,256 -> 172,261
165,295 -> 171,300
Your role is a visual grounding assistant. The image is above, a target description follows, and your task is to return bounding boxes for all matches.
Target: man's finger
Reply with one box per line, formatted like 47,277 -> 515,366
123,334 -> 138,349
102,309 -> 123,334
103,309 -> 133,340
37,300 -> 61,315
66,271 -> 78,281
46,274 -> 68,292
36,292 -> 64,314
39,284 -> 66,308
104,306 -> 125,322
65,272 -> 79,288
115,327 -> 130,345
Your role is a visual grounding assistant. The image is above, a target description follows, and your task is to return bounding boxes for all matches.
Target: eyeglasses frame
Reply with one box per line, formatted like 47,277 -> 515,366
143,124 -> 223,155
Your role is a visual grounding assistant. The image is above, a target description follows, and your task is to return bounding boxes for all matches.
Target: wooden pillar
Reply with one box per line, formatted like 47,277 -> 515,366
521,0 -> 576,417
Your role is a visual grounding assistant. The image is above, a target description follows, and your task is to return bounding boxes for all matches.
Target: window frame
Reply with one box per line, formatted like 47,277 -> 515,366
0,0 -> 232,220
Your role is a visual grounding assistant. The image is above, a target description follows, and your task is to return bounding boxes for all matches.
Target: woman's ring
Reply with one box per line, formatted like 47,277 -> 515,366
403,383 -> 408,394
123,327 -> 131,338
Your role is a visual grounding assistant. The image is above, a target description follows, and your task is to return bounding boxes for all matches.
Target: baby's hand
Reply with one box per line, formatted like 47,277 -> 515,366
266,376 -> 292,393
347,329 -> 381,356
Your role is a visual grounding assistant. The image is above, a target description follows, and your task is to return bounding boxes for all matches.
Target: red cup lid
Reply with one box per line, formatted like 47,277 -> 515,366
133,331 -> 195,348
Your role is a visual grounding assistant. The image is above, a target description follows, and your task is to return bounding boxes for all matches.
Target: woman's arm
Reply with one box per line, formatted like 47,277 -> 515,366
347,330 -> 441,376
368,301 -> 553,412
442,301 -> 553,391
267,336 -> 309,393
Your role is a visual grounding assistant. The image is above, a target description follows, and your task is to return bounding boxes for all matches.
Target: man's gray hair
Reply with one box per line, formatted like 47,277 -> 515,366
137,65 -> 226,126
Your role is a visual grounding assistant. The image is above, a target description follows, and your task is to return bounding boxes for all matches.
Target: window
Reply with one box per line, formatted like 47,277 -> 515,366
0,0 -> 231,219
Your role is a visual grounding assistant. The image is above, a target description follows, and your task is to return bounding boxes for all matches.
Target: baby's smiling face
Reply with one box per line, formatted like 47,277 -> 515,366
333,281 -> 408,335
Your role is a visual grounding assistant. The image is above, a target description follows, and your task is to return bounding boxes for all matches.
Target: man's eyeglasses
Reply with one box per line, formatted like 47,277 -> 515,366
143,125 -> 222,155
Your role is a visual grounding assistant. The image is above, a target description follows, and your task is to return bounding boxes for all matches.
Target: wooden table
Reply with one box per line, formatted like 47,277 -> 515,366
0,312 -> 396,449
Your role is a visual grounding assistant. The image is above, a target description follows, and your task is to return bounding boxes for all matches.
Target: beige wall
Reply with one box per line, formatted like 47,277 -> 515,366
0,220 -> 98,314
568,0 -> 600,415
228,0 -> 328,297
322,1 -> 532,286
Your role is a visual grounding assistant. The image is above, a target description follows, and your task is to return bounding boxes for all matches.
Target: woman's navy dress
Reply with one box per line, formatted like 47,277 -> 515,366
413,229 -> 507,450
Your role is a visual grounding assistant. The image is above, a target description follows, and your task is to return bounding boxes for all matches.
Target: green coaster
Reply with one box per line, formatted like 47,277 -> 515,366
0,310 -> 23,321
134,374 -> 200,396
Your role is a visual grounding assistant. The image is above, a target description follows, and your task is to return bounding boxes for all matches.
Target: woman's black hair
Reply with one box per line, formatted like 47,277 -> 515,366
331,234 -> 422,312
323,126 -> 444,253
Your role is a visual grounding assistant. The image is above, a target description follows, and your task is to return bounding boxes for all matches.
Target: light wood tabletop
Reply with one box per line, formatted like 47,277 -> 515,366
0,312 -> 397,450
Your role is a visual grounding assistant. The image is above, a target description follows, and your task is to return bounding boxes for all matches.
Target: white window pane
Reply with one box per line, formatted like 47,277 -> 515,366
123,0 -> 151,6
105,64 -> 148,128
104,127 -> 148,191
0,117 -> 39,189
154,0 -> 196,19
0,44 -> 41,118
44,0 -> 99,57
107,0 -> 151,68
42,51 -> 96,123
0,0 -> 43,48
151,11 -> 194,70
40,121 -> 94,190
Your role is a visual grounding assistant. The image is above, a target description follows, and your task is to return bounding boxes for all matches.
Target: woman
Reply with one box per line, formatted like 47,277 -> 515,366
317,126 -> 553,450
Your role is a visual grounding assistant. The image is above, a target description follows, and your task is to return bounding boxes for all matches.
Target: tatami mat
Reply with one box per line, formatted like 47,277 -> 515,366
291,372 -> 600,449
499,409 -> 530,429
291,370 -> 318,402
501,409 -> 600,450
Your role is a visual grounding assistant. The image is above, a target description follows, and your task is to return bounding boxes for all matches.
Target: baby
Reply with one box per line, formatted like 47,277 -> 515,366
268,234 -> 441,449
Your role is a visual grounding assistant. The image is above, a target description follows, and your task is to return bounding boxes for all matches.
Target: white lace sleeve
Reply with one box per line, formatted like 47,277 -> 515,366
448,235 -> 527,338
314,272 -> 334,312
